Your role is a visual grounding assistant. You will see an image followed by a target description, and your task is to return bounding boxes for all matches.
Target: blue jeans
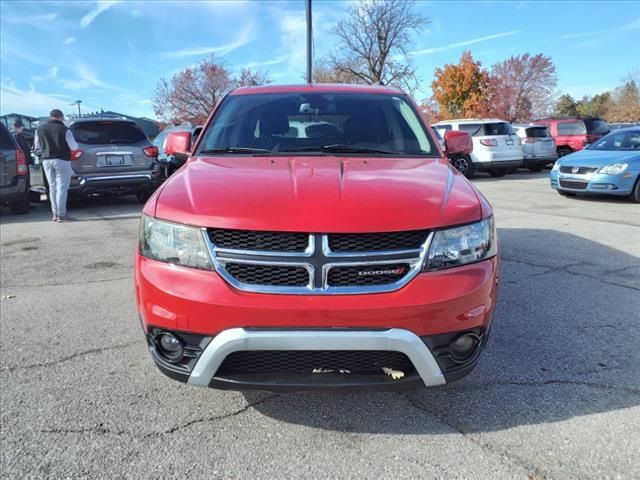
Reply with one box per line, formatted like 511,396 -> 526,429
42,159 -> 73,217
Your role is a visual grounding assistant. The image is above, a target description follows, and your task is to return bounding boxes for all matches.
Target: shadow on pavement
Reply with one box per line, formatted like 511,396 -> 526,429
245,228 -> 640,434
0,195 -> 143,225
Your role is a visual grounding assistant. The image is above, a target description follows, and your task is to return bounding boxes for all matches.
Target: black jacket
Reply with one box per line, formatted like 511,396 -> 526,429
36,120 -> 71,161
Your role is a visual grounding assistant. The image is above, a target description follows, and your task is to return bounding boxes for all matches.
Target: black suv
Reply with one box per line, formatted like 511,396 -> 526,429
0,123 -> 30,214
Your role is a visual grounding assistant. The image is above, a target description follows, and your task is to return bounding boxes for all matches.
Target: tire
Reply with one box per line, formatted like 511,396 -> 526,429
450,154 -> 476,179
9,200 -> 30,215
629,177 -> 640,203
528,166 -> 544,172
136,191 -> 151,204
488,169 -> 507,178
557,148 -> 572,157
557,190 -> 576,197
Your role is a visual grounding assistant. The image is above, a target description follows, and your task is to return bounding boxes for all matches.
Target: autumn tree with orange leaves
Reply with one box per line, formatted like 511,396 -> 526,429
430,51 -> 491,120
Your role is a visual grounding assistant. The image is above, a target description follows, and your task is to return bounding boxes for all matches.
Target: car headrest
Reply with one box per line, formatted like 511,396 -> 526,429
260,111 -> 290,135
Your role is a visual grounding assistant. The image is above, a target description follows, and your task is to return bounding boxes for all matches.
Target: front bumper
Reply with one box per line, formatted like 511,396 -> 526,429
136,254 -> 499,391
550,171 -> 637,195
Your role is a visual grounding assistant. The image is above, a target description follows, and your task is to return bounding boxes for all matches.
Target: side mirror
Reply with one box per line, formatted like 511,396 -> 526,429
165,131 -> 192,156
444,130 -> 473,155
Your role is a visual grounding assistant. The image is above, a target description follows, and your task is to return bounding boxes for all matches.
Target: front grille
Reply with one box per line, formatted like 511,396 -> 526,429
328,263 -> 410,287
217,350 -> 414,375
559,166 -> 598,174
209,229 -> 309,252
559,179 -> 589,190
328,231 -> 428,252
207,229 -> 430,294
225,263 -> 309,287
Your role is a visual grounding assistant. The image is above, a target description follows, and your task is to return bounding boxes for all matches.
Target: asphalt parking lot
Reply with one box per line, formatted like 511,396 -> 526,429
1,171 -> 639,479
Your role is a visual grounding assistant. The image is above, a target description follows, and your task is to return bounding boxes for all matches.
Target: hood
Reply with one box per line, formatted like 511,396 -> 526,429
559,149 -> 640,166
153,156 -> 483,232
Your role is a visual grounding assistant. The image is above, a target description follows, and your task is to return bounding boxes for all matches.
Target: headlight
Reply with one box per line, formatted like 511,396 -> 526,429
423,217 -> 497,271
551,162 -> 560,172
139,215 -> 213,270
597,163 -> 628,175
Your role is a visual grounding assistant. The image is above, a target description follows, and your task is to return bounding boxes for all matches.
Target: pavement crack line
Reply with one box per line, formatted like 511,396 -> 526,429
1,341 -> 138,373
403,393 -> 548,479
144,394 -> 281,437
1,275 -> 131,289
502,257 -> 640,292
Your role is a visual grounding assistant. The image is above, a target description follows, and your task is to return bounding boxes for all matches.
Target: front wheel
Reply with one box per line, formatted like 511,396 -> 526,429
629,177 -> 640,203
488,169 -> 507,178
557,148 -> 572,157
450,154 -> 476,179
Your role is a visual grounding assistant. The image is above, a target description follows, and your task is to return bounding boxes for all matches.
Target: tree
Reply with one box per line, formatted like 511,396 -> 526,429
608,78 -> 640,122
327,0 -> 428,93
575,92 -> 613,118
553,94 -> 579,116
152,56 -> 270,124
431,51 -> 491,119
489,53 -> 557,122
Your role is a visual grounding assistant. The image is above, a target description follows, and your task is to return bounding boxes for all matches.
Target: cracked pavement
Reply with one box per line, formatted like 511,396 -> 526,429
1,172 -> 639,479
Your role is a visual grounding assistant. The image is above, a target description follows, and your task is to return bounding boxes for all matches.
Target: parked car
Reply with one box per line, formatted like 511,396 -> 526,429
550,127 -> 640,202
64,118 -> 163,203
512,124 -> 558,171
533,116 -> 610,157
153,123 -> 203,178
136,84 -> 499,393
432,119 -> 523,178
609,122 -> 640,130
0,123 -> 30,214
432,126 -> 475,174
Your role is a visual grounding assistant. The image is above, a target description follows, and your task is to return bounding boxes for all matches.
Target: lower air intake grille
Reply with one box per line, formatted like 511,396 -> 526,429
217,350 -> 415,375
559,179 -> 588,190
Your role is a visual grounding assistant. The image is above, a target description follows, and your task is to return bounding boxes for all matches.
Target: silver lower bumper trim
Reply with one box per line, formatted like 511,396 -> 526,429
188,328 -> 446,387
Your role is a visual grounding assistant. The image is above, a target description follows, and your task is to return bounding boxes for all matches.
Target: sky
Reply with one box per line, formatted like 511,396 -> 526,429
1,0 -> 639,119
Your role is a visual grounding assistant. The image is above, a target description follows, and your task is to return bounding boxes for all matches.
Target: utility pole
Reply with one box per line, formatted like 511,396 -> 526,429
306,0 -> 312,83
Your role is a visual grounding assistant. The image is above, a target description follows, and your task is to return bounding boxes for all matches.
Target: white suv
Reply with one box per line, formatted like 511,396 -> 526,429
432,119 -> 524,178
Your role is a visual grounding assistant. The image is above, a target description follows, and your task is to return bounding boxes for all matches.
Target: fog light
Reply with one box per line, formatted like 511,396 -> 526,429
157,333 -> 183,362
450,333 -> 479,363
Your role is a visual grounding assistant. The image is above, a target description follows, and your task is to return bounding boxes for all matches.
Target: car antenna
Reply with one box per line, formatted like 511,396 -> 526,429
306,0 -> 313,84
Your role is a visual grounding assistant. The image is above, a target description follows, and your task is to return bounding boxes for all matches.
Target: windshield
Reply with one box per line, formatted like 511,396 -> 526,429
197,92 -> 437,156
588,129 -> 640,151
71,121 -> 146,145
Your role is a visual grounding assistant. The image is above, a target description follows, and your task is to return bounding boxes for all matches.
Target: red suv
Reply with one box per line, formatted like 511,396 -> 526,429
135,84 -> 499,392
533,116 -> 610,157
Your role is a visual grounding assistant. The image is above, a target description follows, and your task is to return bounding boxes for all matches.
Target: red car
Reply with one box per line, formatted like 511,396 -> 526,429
533,116 -> 610,157
135,84 -> 499,392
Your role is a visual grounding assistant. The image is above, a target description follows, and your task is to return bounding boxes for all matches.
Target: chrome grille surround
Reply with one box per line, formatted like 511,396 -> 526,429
202,230 -> 433,295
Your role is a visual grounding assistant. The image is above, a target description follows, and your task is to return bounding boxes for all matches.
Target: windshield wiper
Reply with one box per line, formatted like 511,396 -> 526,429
199,147 -> 273,154
280,144 -> 396,155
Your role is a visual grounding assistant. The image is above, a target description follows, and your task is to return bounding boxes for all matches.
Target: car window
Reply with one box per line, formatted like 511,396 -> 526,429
483,122 -> 511,136
197,92 -> 437,156
589,130 -> 640,150
584,119 -> 610,135
525,126 -> 549,138
72,121 -> 147,145
458,124 -> 483,136
557,121 -> 586,135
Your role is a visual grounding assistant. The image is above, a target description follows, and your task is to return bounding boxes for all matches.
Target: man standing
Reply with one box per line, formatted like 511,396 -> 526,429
35,109 -> 78,222
11,119 -> 32,163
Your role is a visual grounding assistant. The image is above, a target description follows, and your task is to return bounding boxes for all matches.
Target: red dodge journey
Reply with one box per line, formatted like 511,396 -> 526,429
135,84 -> 500,392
